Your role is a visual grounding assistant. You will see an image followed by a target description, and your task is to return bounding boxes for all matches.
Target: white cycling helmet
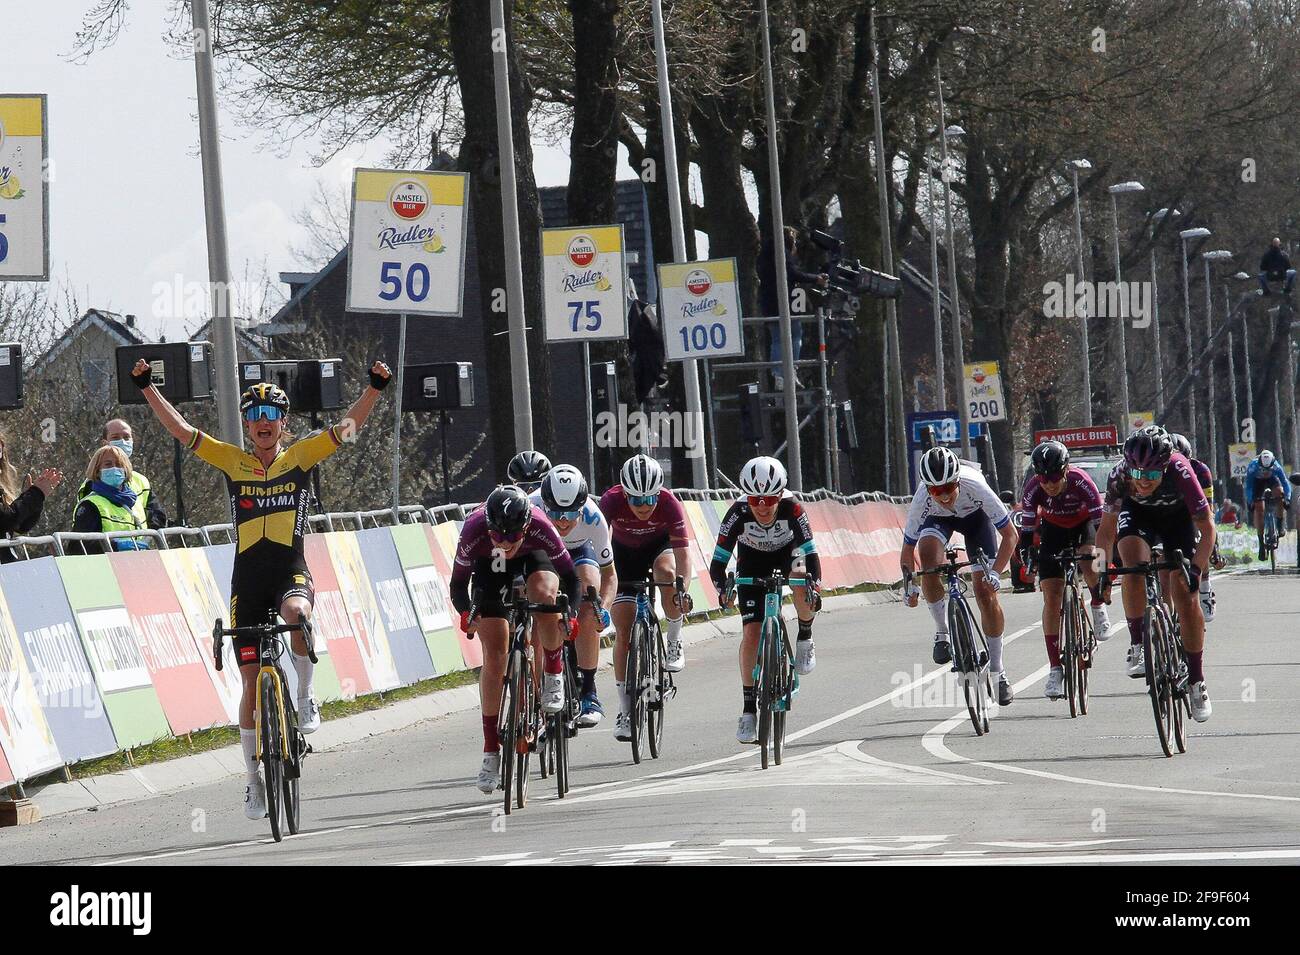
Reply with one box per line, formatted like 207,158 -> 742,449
1260,449 -> 1275,469
918,446 -> 961,487
739,456 -> 787,496
621,454 -> 664,497
540,464 -> 587,511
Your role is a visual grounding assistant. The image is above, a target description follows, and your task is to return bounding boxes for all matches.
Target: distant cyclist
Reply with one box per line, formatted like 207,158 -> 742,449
1017,440 -> 1108,701
1169,431 -> 1219,620
1244,449 -> 1290,560
600,454 -> 693,742
1095,427 -> 1214,722
450,485 -> 577,794
709,457 -> 821,744
531,465 -> 616,727
507,450 -> 551,493
900,446 -> 1018,706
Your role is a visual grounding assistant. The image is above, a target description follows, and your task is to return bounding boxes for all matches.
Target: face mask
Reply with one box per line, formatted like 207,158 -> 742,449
100,467 -> 127,489
109,438 -> 133,458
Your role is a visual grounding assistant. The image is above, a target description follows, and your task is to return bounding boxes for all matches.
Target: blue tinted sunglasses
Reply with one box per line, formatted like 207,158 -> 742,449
244,405 -> 285,422
1128,466 -> 1163,482
628,493 -> 659,507
546,507 -> 581,522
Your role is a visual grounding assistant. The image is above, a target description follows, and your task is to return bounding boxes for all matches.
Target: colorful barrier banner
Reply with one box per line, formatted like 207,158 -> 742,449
350,527 -> 435,685
324,531 -> 401,692
0,558 -> 116,765
428,521 -> 482,669
160,547 -> 242,723
56,556 -> 171,749
390,524 -> 464,676
0,579 -> 62,780
303,534 -> 362,701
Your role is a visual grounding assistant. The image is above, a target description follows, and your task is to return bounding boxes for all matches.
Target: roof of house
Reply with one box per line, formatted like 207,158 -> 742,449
35,309 -> 148,372
188,317 -> 271,360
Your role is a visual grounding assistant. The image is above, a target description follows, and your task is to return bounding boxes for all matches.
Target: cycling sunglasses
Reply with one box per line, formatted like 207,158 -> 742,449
488,528 -> 526,545
1128,466 -> 1164,482
926,480 -> 959,496
243,405 -> 285,422
628,493 -> 659,507
1041,469 -> 1067,483
546,507 -> 581,522
747,494 -> 781,508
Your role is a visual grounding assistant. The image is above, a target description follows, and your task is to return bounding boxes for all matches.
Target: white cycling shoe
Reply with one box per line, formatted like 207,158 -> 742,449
1125,644 -> 1146,678
664,637 -> 685,673
1187,682 -> 1212,723
541,672 -> 564,714
476,751 -> 501,794
243,776 -> 267,820
735,712 -> 758,744
613,712 -> 632,742
1091,603 -> 1112,641
1044,666 -> 1065,700
298,695 -> 321,734
795,639 -> 816,675
1199,585 -> 1216,623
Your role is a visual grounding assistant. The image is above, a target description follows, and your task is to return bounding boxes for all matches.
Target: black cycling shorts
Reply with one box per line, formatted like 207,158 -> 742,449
469,550 -> 558,620
613,535 -> 674,603
1035,521 -> 1096,581
1116,506 -> 1197,567
734,545 -> 799,624
229,558 -> 314,666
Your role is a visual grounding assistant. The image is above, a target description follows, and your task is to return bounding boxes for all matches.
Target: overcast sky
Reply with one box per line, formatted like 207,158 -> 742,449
6,2 -> 608,341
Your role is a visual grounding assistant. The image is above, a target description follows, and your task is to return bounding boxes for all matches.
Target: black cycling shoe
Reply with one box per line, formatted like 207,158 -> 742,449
1258,543 -> 1267,561
997,676 -> 1015,706
932,638 -> 952,665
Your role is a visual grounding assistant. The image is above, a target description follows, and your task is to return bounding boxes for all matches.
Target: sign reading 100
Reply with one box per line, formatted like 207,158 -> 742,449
677,322 -> 728,353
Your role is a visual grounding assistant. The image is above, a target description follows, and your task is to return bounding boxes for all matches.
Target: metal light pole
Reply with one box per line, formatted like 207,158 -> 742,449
937,65 -> 970,458
1068,160 -> 1093,425
927,166 -> 946,408
869,8 -> 906,492
191,0 -> 242,445
1148,207 -> 1177,420
1178,227 -> 1210,441
1201,250 -> 1233,479
651,0 -> 708,487
490,0 -> 534,450
1224,285 -> 1239,446
1107,180 -> 1145,428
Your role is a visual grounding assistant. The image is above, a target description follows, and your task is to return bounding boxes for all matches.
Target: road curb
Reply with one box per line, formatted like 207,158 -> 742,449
26,589 -> 887,818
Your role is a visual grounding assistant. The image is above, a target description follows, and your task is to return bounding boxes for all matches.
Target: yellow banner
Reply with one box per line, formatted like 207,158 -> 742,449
541,226 -> 624,256
659,259 -> 738,285
353,169 -> 466,206
0,96 -> 43,136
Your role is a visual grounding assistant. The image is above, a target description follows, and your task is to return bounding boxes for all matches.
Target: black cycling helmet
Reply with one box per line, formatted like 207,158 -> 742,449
507,450 -> 551,487
240,382 -> 290,415
540,464 -> 588,512
484,485 -> 532,536
1031,440 -> 1070,478
1123,427 -> 1173,471
1170,432 -> 1192,458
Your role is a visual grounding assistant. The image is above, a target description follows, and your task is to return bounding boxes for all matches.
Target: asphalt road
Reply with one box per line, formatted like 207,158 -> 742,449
4,569 -> 1298,866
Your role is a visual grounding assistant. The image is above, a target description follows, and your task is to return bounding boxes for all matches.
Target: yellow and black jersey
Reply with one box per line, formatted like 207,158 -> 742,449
187,428 -> 341,556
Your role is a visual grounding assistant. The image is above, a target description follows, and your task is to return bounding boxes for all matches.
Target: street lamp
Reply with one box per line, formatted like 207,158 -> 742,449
926,157 -> 946,409
1148,207 -> 1179,418
936,72 -> 970,458
1202,249 -> 1233,478
1178,227 -> 1211,443
1231,271 -> 1255,425
1067,159 -> 1093,425
1108,180 -> 1145,427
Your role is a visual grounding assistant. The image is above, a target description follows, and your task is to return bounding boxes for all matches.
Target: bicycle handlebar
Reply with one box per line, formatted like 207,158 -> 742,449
212,618 -> 314,672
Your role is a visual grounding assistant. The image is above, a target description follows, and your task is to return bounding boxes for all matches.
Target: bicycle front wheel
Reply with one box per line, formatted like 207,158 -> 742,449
1144,609 -> 1173,757
951,600 -> 989,736
628,617 -> 647,765
259,671 -> 285,842
773,620 -> 791,766
514,651 -> 532,810
647,627 -> 665,759
499,653 -> 517,815
1063,585 -> 1079,719
283,691 -> 302,836
757,616 -> 778,769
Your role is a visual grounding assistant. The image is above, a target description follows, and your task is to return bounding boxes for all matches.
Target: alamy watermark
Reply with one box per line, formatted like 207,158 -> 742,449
594,403 -> 704,459
1043,274 -> 1151,328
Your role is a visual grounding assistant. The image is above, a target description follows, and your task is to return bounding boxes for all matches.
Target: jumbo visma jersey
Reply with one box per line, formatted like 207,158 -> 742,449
187,428 -> 341,555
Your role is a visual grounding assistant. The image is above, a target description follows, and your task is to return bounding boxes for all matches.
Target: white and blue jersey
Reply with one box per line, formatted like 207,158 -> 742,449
1244,459 -> 1290,507
528,492 -> 614,568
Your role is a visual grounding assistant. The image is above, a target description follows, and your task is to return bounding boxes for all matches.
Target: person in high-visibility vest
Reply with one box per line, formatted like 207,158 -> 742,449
76,418 -> 167,529
70,445 -> 150,553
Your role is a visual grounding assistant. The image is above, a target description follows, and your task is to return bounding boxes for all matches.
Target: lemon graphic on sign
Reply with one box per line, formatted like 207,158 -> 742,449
423,233 -> 445,254
0,175 -> 21,200
712,301 -> 727,316
595,275 -> 612,292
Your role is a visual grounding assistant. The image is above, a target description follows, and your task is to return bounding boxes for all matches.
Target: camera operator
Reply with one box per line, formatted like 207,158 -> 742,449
758,226 -> 828,389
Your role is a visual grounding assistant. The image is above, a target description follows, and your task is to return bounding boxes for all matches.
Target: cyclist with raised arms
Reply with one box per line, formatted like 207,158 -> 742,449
450,484 -> 578,794
531,465 -> 617,727
1094,427 -> 1215,722
507,449 -> 551,493
709,457 -> 822,744
1017,440 -> 1108,701
600,453 -> 693,742
1244,449 -> 1290,561
900,446 -> 1018,706
131,358 -> 391,820
1170,432 -> 1219,620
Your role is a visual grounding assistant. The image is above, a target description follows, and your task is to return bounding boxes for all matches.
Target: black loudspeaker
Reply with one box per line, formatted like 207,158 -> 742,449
116,342 -> 214,405
403,362 -> 474,411
0,343 -> 22,409
739,382 -> 764,446
240,359 -> 344,412
839,400 -> 859,449
591,362 -> 617,419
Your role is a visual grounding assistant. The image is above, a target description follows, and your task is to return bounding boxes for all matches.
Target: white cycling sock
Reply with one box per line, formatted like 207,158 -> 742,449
616,680 -> 630,714
927,597 -> 949,636
666,616 -> 683,644
986,634 -> 1005,675
240,728 -> 258,782
292,651 -> 315,702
